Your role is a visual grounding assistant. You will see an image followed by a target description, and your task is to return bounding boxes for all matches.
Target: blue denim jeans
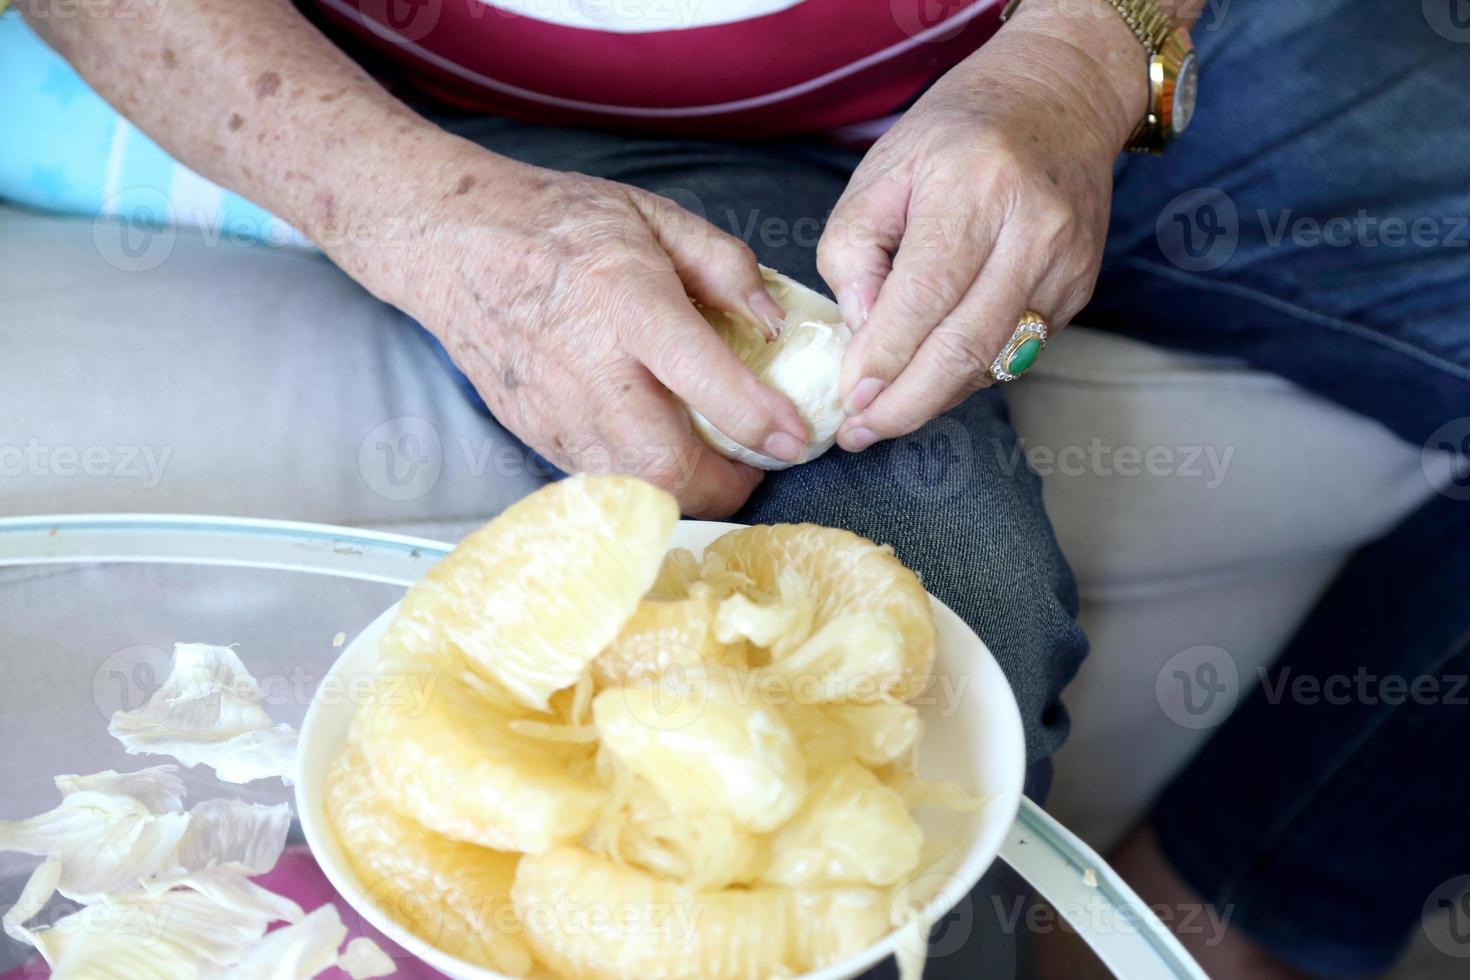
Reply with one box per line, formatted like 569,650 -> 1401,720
1092,1 -> 1470,974
427,0 -> 1470,973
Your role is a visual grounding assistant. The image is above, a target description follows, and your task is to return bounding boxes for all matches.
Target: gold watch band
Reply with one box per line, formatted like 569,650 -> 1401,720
1001,0 -> 1176,55
1001,0 -> 1194,156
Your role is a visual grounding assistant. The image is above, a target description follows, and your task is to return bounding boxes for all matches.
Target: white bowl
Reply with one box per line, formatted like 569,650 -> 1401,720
297,520 -> 1025,979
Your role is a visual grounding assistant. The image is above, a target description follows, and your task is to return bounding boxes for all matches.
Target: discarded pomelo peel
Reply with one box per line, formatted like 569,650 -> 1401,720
328,474 -> 974,979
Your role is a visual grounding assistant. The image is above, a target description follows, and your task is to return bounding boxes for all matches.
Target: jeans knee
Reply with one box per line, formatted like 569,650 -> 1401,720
738,391 -> 1089,767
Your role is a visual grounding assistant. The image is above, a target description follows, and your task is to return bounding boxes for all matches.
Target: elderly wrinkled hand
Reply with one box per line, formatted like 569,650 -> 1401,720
817,7 -> 1145,452
336,142 -> 809,517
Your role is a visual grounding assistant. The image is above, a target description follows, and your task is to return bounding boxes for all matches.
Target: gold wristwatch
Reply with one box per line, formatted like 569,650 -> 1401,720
1001,0 -> 1199,154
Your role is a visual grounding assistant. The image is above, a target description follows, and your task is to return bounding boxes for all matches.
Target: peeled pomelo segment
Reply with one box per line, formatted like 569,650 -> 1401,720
704,524 -> 937,702
543,668 -> 596,730
587,769 -> 766,891
512,847 -> 890,980
746,671 -> 919,780
380,474 -> 679,712
820,701 -> 922,767
325,738 -> 532,976
762,764 -> 923,888
615,807 -> 766,892
590,593 -> 742,689
514,846 -> 784,980
712,566 -> 815,659
355,659 -> 603,854
592,669 -> 807,833
778,701 -> 855,777
689,267 -> 853,471
883,767 -> 989,813
758,610 -> 912,704
648,547 -> 702,600
689,551 -> 756,602
789,887 -> 895,975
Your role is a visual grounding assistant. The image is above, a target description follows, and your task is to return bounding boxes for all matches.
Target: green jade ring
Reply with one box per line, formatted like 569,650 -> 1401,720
988,311 -> 1049,382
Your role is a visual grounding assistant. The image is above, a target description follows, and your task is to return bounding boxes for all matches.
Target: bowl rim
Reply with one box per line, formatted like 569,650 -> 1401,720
296,519 -> 1026,979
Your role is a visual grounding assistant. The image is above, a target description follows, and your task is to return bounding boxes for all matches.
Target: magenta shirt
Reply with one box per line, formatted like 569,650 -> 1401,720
309,0 -> 1001,137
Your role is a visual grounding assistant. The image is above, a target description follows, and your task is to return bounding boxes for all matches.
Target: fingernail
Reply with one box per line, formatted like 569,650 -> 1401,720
843,427 -> 878,452
748,291 -> 787,339
844,377 -> 885,416
763,430 -> 806,462
837,288 -> 868,331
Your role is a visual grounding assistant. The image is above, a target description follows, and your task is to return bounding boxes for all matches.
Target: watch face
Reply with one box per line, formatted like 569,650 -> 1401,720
1172,52 -> 1199,134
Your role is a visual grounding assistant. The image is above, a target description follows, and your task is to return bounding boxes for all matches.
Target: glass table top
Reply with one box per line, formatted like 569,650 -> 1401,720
0,514 -> 1206,980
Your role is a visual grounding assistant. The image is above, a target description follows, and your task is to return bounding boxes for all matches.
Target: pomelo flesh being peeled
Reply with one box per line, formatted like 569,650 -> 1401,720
689,267 -> 852,470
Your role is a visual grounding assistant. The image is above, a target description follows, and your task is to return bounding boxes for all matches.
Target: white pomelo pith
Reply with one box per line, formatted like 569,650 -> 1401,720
690,267 -> 852,470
